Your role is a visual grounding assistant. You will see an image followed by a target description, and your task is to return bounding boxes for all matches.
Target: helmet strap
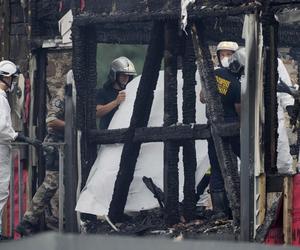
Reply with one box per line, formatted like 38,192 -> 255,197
0,76 -> 12,90
117,80 -> 126,90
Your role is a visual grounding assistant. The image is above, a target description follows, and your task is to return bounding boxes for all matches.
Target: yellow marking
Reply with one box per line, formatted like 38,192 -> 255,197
216,76 -> 230,95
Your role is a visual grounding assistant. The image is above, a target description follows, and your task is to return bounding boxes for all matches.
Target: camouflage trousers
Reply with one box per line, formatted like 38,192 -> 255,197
23,170 -> 59,225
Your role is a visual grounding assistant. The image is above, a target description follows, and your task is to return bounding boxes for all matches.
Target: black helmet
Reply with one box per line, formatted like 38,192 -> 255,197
228,48 -> 246,76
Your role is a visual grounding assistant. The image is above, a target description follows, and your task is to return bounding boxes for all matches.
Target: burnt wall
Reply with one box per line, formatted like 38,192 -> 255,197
31,0 -> 61,38
84,0 -> 170,16
83,0 -> 256,15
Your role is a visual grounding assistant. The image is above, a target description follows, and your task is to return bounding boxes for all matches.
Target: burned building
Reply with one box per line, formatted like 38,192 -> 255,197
1,0 -> 300,245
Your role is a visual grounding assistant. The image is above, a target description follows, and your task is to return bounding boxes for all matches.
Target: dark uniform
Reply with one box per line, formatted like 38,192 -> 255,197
96,80 -> 120,129
208,67 -> 241,193
21,89 -> 64,227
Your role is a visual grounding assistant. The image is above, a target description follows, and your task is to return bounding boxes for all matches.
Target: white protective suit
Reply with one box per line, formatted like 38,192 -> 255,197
0,89 -> 18,234
277,59 -> 294,173
76,70 -> 210,216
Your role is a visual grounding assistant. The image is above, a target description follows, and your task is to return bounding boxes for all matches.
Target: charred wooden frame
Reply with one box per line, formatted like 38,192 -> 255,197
71,0 -> 300,241
108,22 -> 164,223
88,123 -> 239,144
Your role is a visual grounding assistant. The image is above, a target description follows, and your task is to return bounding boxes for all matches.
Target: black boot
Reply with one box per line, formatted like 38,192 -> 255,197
15,220 -> 38,236
210,191 -> 232,220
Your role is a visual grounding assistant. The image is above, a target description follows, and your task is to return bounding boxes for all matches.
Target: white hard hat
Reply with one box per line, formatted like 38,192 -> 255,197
0,60 -> 19,77
217,41 -> 239,52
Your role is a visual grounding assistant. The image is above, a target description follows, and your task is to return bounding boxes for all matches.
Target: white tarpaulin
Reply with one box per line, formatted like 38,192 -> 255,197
76,70 -> 209,216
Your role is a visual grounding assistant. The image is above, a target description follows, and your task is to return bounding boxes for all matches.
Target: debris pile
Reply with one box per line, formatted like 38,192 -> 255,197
84,208 -> 235,240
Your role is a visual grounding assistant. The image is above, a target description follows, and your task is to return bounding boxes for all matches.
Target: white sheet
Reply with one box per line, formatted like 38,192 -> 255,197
76,70 -> 209,216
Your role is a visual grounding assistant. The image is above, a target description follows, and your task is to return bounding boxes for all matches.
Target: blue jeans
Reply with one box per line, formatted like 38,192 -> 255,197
208,136 -> 240,192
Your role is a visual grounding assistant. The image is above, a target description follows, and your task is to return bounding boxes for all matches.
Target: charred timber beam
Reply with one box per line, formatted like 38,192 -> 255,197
72,25 -> 97,188
35,49 -> 47,186
262,6 -> 278,174
164,21 -> 180,225
192,22 -> 240,227
73,3 -> 260,27
88,122 -> 240,144
108,22 -> 164,223
181,31 -> 197,221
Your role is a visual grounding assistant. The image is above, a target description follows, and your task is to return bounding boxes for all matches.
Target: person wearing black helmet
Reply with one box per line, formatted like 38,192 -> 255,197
96,57 -> 137,129
201,48 -> 244,219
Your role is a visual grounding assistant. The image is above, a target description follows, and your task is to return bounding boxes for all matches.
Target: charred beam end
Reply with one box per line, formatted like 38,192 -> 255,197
108,22 -> 164,223
88,123 -> 240,144
164,21 -> 180,226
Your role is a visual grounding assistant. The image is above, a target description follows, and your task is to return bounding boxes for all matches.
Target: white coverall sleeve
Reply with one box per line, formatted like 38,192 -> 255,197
277,58 -> 294,110
276,58 -> 293,174
0,95 -> 18,142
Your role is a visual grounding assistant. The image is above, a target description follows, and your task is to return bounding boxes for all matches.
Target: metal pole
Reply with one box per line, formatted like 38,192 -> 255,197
58,145 -> 65,232
9,149 -> 15,238
17,149 -> 23,224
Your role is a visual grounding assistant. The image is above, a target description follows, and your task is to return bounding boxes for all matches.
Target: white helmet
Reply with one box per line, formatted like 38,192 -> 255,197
0,60 -> 19,91
0,60 -> 19,77
217,41 -> 239,52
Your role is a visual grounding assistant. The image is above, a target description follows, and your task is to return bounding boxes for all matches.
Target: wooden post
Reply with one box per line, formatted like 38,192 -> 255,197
35,49 -> 47,187
262,5 -> 279,175
164,21 -> 180,225
108,22 -> 164,223
64,78 -> 78,233
72,25 -> 97,189
181,31 -> 197,221
283,176 -> 293,244
240,14 -> 260,241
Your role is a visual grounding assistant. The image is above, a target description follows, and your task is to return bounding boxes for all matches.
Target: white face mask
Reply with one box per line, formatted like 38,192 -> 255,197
221,57 -> 230,68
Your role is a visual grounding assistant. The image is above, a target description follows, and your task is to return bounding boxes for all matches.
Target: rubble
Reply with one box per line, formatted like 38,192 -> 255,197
84,208 -> 236,240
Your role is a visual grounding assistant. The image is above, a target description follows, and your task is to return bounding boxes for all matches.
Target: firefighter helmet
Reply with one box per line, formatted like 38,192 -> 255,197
216,41 -> 239,53
108,56 -> 137,82
0,60 -> 19,78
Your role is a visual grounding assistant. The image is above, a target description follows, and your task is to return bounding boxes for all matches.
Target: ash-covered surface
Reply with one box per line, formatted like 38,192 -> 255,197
84,208 -> 236,241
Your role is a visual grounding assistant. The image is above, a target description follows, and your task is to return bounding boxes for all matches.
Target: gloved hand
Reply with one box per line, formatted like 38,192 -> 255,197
286,105 -> 298,126
15,133 -> 43,148
286,105 -> 296,118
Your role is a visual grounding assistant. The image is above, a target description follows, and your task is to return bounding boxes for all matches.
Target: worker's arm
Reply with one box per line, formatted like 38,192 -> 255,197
47,119 -> 65,131
199,89 -> 206,103
96,91 -> 126,118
